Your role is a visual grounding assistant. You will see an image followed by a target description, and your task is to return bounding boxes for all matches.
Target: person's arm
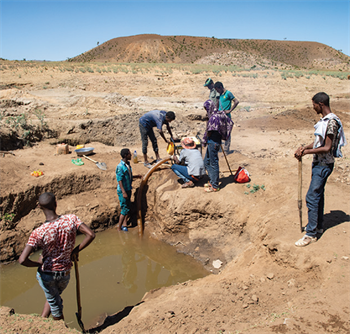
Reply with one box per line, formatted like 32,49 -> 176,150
172,154 -> 180,164
230,98 -> 239,112
294,135 -> 333,160
118,180 -> 128,199
215,93 -> 220,109
163,122 -> 174,142
157,128 -> 169,143
19,245 -> 42,267
71,223 -> 95,260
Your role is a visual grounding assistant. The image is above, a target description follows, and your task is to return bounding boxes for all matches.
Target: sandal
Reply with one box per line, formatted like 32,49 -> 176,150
144,162 -> 152,169
204,182 -> 212,188
205,186 -> 219,193
182,181 -> 194,188
295,235 -> 317,247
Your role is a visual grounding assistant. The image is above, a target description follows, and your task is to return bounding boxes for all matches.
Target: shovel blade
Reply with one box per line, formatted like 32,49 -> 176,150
96,162 -> 107,170
76,312 -> 85,333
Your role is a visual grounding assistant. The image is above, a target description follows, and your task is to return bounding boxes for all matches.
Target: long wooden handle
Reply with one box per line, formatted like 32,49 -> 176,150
220,145 -> 233,176
83,155 -> 97,163
298,158 -> 303,232
74,258 -> 82,317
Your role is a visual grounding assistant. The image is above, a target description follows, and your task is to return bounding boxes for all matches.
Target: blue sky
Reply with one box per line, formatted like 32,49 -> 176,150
1,0 -> 349,61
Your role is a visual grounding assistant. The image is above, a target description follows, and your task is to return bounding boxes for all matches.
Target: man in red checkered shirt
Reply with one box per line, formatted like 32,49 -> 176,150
19,192 -> 95,321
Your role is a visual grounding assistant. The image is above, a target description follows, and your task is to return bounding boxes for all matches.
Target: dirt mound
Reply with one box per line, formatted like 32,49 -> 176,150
70,34 -> 350,71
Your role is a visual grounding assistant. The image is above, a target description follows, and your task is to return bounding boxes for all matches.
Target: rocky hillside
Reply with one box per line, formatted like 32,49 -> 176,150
70,34 -> 350,70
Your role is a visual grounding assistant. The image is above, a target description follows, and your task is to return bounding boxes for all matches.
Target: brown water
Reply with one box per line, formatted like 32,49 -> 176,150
0,228 -> 209,330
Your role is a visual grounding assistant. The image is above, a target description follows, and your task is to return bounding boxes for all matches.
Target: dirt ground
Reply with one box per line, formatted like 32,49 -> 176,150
1,65 -> 350,334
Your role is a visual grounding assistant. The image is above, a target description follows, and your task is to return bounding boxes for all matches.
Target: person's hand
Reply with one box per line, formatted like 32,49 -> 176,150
71,248 -> 79,262
294,146 -> 304,160
123,191 -> 128,199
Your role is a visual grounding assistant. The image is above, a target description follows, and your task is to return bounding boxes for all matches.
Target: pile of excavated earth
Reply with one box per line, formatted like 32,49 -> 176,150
0,63 -> 350,334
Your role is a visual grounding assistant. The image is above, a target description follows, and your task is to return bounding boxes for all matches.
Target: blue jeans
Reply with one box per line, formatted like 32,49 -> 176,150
118,190 -> 132,216
204,138 -> 220,189
305,162 -> 334,237
36,269 -> 70,318
171,164 -> 196,183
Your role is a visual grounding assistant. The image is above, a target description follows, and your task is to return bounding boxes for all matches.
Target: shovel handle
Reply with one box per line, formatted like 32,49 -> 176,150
298,158 -> 303,232
220,145 -> 233,176
83,155 -> 97,163
74,258 -> 82,316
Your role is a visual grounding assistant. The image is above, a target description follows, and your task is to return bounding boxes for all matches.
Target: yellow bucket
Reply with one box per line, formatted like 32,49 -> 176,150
166,142 -> 174,155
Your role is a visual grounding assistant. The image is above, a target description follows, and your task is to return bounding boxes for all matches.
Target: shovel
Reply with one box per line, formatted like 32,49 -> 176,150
83,155 -> 107,170
298,157 -> 303,232
73,257 -> 85,333
220,145 -> 234,176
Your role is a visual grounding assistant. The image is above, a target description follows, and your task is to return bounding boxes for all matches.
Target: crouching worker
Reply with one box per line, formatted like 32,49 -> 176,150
19,192 -> 95,321
171,137 -> 206,188
116,148 -> 142,231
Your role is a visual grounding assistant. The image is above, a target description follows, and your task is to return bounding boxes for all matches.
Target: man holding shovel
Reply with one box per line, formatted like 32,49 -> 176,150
294,92 -> 346,247
19,192 -> 95,321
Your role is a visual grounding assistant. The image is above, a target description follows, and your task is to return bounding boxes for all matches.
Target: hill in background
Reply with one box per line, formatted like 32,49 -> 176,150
70,34 -> 350,71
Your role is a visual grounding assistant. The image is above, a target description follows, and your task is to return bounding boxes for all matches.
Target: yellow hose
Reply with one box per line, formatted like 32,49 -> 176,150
137,157 -> 171,237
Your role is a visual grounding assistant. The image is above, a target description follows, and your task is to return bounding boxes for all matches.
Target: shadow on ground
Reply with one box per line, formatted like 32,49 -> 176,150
87,302 -> 144,333
318,210 -> 349,240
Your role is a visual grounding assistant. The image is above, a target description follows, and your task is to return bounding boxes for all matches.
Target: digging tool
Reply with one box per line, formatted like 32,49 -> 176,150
220,145 -> 233,176
83,155 -> 107,170
73,257 -> 85,333
298,157 -> 303,232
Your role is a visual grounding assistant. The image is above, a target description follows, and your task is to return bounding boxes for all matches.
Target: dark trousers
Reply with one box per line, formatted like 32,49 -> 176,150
139,122 -> 158,155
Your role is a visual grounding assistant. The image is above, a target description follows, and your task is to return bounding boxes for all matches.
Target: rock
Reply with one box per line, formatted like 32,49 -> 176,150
267,273 -> 274,280
341,256 -> 349,260
166,311 -> 175,319
287,279 -> 295,287
186,113 -> 206,121
0,306 -> 15,316
251,294 -> 259,303
213,259 -> 223,269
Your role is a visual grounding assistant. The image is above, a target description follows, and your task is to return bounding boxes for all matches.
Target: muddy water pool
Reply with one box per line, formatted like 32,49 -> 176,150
0,228 -> 209,330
